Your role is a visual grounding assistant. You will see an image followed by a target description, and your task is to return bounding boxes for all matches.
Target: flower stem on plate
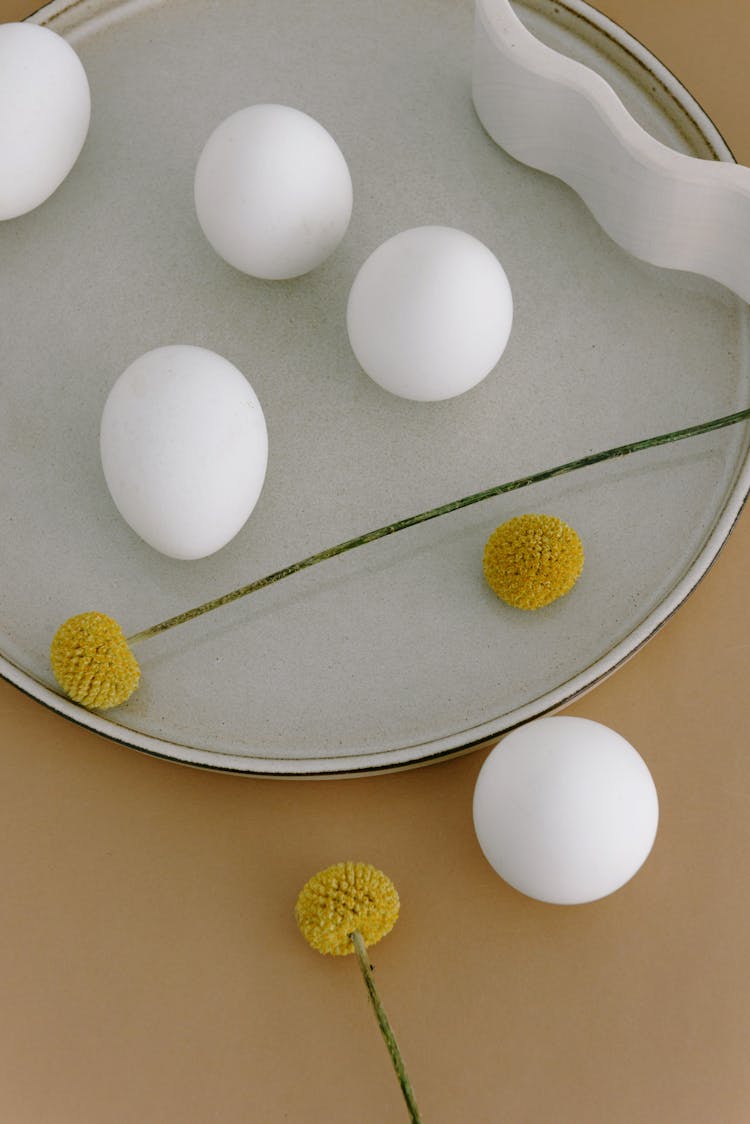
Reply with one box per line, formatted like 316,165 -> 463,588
126,406 -> 750,645
350,929 -> 422,1123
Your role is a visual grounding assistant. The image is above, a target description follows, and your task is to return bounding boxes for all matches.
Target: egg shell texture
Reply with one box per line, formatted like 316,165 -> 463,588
194,103 -> 353,279
0,23 -> 90,220
100,345 -> 268,560
346,225 -> 513,401
473,716 -> 659,904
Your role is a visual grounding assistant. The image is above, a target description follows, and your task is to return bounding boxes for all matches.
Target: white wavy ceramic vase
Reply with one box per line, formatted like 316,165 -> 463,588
473,0 -> 750,303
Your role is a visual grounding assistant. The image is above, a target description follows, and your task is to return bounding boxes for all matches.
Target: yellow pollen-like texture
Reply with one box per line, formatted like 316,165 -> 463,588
295,861 -> 400,956
50,611 -> 140,709
483,513 -> 584,610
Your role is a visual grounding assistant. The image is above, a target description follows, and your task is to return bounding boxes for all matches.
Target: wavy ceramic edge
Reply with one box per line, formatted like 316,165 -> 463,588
473,0 -> 750,303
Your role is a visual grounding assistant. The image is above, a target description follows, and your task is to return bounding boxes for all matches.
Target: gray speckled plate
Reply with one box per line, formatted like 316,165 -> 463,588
1,0 -> 748,775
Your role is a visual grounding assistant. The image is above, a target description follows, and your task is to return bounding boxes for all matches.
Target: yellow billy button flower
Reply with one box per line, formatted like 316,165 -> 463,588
483,513 -> 584,610
295,861 -> 399,956
295,863 -> 420,1122
50,611 -> 140,709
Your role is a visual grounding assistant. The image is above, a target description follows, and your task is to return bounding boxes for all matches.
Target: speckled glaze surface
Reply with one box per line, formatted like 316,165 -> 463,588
1,0 -> 748,775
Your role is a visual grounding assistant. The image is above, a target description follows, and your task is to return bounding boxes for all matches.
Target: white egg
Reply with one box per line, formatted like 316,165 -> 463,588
100,345 -> 268,560
194,103 -> 353,279
0,23 -> 90,220
473,716 -> 659,905
346,225 -> 513,401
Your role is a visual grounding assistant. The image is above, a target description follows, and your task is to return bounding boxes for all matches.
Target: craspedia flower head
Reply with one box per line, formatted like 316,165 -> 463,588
483,513 -> 584,610
50,611 -> 140,710
295,861 -> 400,956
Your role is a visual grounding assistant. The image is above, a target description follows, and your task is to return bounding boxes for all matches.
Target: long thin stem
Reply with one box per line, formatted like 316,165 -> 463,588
350,929 -> 421,1123
127,406 -> 750,644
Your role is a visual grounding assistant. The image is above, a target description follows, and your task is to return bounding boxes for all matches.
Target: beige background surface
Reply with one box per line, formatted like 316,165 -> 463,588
2,0 -> 750,1121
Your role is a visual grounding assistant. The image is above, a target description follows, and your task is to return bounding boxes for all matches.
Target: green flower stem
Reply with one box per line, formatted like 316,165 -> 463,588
126,406 -> 750,645
350,929 -> 421,1123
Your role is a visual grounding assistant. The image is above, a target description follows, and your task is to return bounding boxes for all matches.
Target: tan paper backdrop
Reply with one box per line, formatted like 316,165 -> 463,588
1,0 -> 749,1121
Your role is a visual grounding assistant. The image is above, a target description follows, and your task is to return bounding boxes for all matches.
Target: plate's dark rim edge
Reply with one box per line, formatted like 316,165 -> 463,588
3,0 -> 748,777
548,0 -> 736,162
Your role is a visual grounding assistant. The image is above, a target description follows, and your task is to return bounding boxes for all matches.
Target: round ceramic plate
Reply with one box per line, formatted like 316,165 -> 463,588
1,0 -> 748,775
